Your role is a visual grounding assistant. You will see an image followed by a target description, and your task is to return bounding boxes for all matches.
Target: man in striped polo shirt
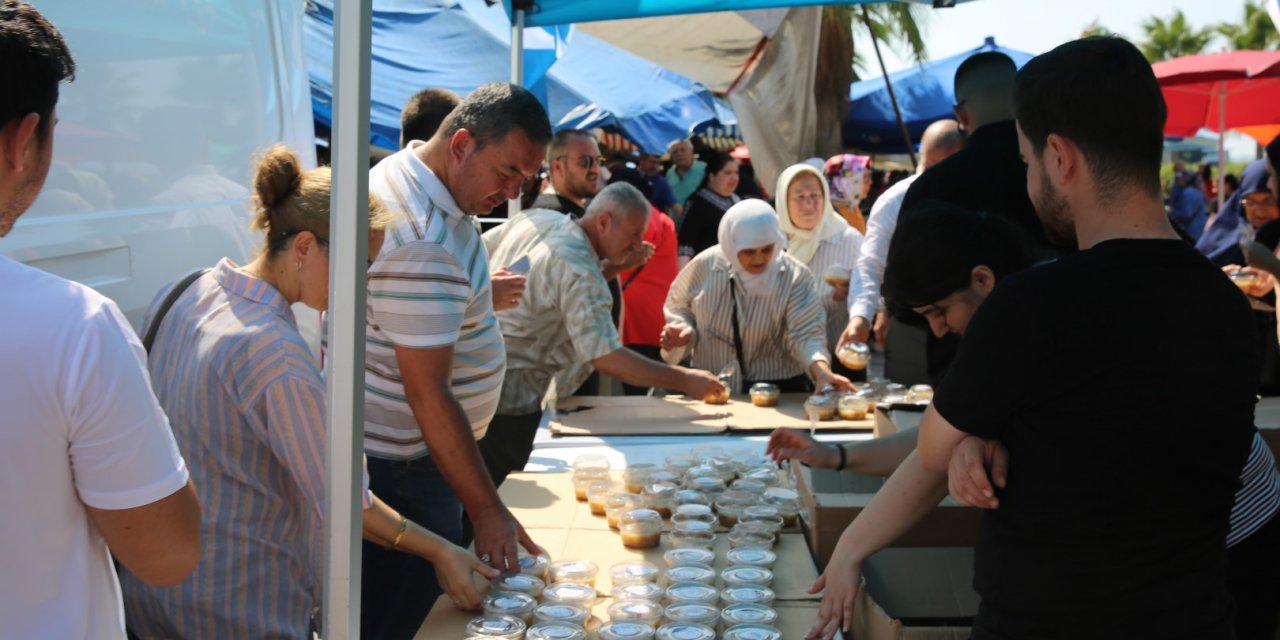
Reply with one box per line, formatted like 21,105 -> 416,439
361,83 -> 550,640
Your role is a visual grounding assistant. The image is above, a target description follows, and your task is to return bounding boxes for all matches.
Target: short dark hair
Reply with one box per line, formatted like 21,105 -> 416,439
953,51 -> 1015,96
400,87 -> 459,147
884,200 -> 1034,310
0,1 -> 75,140
435,82 -> 552,150
1014,37 -> 1165,201
546,128 -> 595,165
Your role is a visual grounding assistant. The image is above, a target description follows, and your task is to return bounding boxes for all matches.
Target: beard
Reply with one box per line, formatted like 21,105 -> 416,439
1033,166 -> 1075,248
0,169 -> 47,237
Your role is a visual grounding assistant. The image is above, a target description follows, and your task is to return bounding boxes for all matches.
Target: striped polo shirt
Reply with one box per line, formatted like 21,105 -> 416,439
662,247 -> 829,392
364,142 -> 506,459
120,258 -> 325,639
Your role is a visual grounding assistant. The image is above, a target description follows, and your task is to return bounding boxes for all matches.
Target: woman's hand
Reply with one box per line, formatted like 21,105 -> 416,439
766,428 -> 839,469
805,547 -> 863,639
831,283 -> 850,303
435,544 -> 500,611
661,324 -> 694,350
947,436 -> 1008,509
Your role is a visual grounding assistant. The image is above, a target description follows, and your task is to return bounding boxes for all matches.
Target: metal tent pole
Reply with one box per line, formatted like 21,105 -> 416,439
324,0 -> 373,637
508,8 -> 526,219
861,5 -> 917,168
1218,82 -> 1227,212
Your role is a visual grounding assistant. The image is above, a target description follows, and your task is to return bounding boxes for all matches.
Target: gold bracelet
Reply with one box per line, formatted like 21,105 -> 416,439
389,517 -> 408,551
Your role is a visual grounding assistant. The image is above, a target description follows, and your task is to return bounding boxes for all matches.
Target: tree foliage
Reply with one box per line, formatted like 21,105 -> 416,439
1140,9 -> 1213,61
1214,1 -> 1280,50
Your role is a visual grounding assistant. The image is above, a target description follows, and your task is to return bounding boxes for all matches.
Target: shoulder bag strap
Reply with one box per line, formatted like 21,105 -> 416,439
142,268 -> 209,354
729,277 -> 749,382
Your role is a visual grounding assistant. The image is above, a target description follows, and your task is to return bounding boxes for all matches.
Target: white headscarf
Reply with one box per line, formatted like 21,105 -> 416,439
774,163 -> 850,264
718,199 -> 788,297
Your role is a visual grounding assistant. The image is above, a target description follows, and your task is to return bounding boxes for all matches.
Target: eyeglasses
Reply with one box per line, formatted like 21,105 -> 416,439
555,155 -> 605,170
1244,196 -> 1277,209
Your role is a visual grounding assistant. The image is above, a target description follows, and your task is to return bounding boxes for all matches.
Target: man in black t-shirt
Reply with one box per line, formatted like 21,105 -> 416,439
917,38 -> 1258,639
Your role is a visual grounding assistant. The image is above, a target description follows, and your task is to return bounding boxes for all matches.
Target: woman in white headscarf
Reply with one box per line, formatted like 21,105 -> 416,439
776,163 -> 866,379
660,199 -> 855,394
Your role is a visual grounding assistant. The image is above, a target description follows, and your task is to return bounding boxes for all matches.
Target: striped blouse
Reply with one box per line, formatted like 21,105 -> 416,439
364,142 -> 506,458
120,258 -> 325,639
797,227 -> 865,351
662,247 -> 829,392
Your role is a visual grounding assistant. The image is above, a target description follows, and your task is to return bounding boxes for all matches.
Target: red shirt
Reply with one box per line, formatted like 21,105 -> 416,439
620,207 -> 679,347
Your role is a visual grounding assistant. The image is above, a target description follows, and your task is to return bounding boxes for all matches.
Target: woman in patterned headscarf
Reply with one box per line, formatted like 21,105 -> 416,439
825,154 -> 872,233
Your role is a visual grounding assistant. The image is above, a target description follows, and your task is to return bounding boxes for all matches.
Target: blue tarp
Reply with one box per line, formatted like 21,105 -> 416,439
843,36 -> 1033,153
305,0 -> 721,153
501,0 -> 967,27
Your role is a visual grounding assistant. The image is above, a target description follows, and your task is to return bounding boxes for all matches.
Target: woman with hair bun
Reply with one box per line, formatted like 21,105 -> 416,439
120,145 -> 497,639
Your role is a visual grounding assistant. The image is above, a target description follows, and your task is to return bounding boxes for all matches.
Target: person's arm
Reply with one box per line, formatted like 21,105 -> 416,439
1243,243 -> 1280,280
362,494 -> 499,610
593,347 -> 723,399
87,481 -> 202,585
602,241 -> 655,279
805,451 -> 949,640
396,344 -> 538,572
919,395 -> 980,471
660,256 -> 702,363
844,184 -> 902,347
259,374 -> 331,572
784,266 -> 844,388
766,427 -> 918,476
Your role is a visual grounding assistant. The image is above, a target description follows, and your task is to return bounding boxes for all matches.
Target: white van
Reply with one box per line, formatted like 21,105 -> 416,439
6,0 -> 319,342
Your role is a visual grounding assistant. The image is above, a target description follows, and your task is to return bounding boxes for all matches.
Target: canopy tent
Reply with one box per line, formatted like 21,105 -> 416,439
501,0 -> 965,27
843,36 -> 1033,153
305,0 -> 721,154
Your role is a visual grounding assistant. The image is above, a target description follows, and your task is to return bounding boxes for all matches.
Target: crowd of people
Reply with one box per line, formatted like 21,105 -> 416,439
4,2 -> 1280,639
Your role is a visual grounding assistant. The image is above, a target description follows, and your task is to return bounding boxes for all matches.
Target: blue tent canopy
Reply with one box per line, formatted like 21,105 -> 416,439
501,0 -> 966,27
843,36 -> 1033,153
305,0 -> 721,153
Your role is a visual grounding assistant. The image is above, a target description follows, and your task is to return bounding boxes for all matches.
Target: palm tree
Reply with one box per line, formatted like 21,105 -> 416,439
814,4 -> 929,159
1080,19 -> 1115,39
1140,10 -> 1212,62
1214,1 -> 1280,50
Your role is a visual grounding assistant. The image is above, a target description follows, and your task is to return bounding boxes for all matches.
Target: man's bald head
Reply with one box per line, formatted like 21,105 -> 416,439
919,119 -> 964,171
953,52 -> 1016,132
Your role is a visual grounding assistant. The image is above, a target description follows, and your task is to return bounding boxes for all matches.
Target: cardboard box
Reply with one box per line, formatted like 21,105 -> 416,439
792,461 -> 982,569
853,548 -> 977,640
551,394 -> 874,436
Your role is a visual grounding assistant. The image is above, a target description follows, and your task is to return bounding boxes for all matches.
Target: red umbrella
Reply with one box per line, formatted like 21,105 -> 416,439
1152,50 -> 1280,208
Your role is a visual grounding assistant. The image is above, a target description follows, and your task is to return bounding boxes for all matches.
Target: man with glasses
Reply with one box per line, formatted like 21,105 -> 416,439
533,129 -> 603,218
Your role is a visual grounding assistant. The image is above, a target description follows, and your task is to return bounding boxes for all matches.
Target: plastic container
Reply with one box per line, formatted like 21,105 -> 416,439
741,466 -> 780,488
669,528 -> 716,549
720,585 -> 776,607
690,445 -> 724,461
907,383 -> 935,403
837,393 -> 870,420
662,602 -> 720,627
730,477 -> 767,496
663,453 -> 699,478
761,488 -> 801,528
726,529 -> 772,550
721,566 -> 774,587
714,490 -> 759,528
606,493 -> 648,530
655,622 -> 717,640
1231,269 -> 1260,291
608,599 -> 664,627
722,623 -> 783,640
664,582 -> 721,606
483,591 -> 537,624
613,580 -> 666,603
573,467 -> 611,501
532,602 -> 591,627
597,620 -> 657,640
732,520 -> 778,546
836,341 -> 870,371
541,582 -> 598,609
465,614 -> 527,638
803,394 -> 836,421
519,553 -> 553,581
643,482 -> 678,519
492,572 -> 546,599
742,505 -> 779,522
686,476 -> 727,497
748,382 -> 780,407
720,603 -> 779,629
663,563 -> 716,586
624,463 -> 659,494
673,503 -> 714,521
572,453 -> 610,472
684,464 -> 718,481
823,263 -> 852,287
611,560 -> 661,584
549,559 -> 599,587
724,548 -> 777,569
673,490 -> 712,509
738,513 -> 783,541
526,622 -> 588,640
663,548 -> 716,568
588,480 -> 626,516
620,509 -> 664,549
648,470 -> 683,487
706,456 -> 739,482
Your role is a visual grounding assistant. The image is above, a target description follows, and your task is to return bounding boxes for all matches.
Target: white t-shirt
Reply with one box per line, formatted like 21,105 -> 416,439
0,255 -> 189,639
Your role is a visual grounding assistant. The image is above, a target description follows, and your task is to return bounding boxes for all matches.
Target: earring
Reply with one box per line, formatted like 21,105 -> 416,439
296,260 -> 302,271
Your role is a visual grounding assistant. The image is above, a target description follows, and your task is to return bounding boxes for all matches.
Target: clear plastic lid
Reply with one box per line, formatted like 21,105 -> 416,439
742,505 -> 779,520
721,566 -> 774,587
621,509 -> 664,533
607,493 -> 648,513
613,580 -> 666,602
611,560 -> 660,584
720,603 -> 779,627
748,382 -> 780,397
519,553 -> 552,577
643,482 -> 679,500
722,623 -> 783,640
597,621 -> 657,640
687,476 -> 727,494
742,466 -> 780,487
532,602 -> 591,627
589,480 -> 626,501
541,582 -> 598,607
526,622 -> 588,640
465,614 -> 527,638
649,470 -> 683,486
663,547 -> 715,568
664,582 -> 720,605
673,490 -> 712,508
669,528 -> 716,549
730,478 -> 767,495
655,622 -> 717,640
720,585 -> 776,606
607,599 -> 663,624
572,453 -> 610,472
671,518 -> 713,533
549,559 -> 599,584
491,572 -> 546,596
482,591 -> 537,618
673,503 -> 713,518
664,563 -> 716,585
726,530 -> 772,550
724,548 -> 777,568
662,602 -> 720,626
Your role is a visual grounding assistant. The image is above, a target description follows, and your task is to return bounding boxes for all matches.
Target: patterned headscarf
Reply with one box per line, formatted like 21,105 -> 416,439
824,154 -> 871,208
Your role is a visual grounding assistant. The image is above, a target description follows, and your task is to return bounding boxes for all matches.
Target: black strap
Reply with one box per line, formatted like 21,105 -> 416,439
729,277 -> 749,381
142,268 -> 209,354
621,263 -> 646,291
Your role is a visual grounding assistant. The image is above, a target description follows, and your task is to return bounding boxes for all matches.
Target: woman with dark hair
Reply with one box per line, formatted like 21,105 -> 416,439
677,151 -> 740,267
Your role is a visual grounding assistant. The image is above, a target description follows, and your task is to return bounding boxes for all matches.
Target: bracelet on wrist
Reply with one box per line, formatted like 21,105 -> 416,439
389,517 -> 409,551
834,443 -> 848,472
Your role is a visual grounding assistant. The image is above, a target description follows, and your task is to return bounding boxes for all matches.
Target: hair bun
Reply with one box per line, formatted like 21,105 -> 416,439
253,144 -> 303,214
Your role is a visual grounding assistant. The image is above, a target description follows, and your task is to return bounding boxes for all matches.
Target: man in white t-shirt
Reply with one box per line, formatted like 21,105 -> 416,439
0,4 -> 202,637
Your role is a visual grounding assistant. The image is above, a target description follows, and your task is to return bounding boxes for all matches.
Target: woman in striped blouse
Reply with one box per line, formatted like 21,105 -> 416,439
121,146 -> 496,639
661,199 -> 855,394
775,163 -> 866,380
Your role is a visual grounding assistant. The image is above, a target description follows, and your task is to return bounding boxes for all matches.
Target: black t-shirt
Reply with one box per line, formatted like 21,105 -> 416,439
531,192 -> 586,219
934,239 -> 1258,638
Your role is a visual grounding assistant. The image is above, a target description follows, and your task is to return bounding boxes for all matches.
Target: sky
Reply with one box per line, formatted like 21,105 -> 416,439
870,0 -> 1265,161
